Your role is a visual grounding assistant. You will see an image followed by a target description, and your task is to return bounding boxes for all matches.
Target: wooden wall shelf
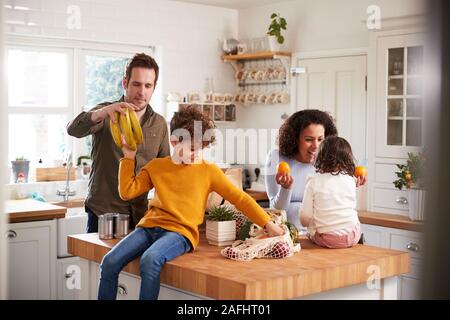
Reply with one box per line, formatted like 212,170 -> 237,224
222,51 -> 291,61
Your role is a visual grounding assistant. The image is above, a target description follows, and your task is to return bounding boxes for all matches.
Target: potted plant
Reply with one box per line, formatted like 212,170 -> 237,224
393,152 -> 426,221
11,156 -> 30,183
77,155 -> 92,178
267,13 -> 287,51
205,205 -> 236,246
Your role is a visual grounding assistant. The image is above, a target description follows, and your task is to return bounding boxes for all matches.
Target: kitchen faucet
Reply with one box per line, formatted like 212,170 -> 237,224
57,152 -> 76,201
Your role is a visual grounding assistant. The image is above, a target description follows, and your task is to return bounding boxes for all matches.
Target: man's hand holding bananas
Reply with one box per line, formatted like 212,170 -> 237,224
90,102 -> 138,124
109,107 -> 144,154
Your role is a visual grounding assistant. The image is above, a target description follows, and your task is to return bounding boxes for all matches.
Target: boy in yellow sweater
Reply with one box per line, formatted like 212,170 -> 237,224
98,106 -> 284,300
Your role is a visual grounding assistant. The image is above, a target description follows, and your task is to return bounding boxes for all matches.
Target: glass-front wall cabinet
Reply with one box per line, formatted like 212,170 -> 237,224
386,45 -> 423,147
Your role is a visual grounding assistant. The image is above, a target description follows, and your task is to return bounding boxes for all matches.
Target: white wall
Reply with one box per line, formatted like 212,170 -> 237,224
3,0 -> 239,111
236,0 -> 426,131
0,0 -> 9,299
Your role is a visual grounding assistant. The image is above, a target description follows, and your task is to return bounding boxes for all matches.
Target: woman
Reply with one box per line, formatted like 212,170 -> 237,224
264,109 -> 365,229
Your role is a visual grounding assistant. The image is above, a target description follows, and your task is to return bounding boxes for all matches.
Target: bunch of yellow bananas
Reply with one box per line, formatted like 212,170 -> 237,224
109,108 -> 143,151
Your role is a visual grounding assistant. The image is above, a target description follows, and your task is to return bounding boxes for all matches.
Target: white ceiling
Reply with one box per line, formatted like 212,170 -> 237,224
169,0 -> 294,10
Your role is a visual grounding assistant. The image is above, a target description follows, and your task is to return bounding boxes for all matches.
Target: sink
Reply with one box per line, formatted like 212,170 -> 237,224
57,206 -> 88,258
52,198 -> 85,208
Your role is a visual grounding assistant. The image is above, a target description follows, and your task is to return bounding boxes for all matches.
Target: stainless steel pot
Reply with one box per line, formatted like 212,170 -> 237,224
98,213 -> 114,240
114,214 -> 129,239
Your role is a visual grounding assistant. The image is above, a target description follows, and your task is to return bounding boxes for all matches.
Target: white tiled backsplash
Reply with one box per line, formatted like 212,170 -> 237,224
5,180 -> 88,201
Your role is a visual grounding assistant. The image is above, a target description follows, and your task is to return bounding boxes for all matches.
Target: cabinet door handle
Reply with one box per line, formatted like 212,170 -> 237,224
65,270 -> 75,279
395,196 -> 408,205
406,242 -> 420,252
6,230 -> 17,239
117,284 -> 128,296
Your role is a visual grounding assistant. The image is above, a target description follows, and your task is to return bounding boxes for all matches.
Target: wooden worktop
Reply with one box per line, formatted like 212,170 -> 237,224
5,199 -> 67,223
358,211 -> 423,232
68,232 -> 410,300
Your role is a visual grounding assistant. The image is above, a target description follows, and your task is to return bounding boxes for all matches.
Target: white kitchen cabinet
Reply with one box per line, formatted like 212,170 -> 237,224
367,19 -> 426,215
89,262 -> 140,300
6,219 -> 57,299
56,256 -> 90,300
360,223 -> 388,248
88,261 -> 203,300
361,223 -> 423,300
375,32 -> 425,159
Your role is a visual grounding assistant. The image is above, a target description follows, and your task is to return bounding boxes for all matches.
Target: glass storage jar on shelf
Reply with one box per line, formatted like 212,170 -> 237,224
178,101 -> 236,123
222,51 -> 292,106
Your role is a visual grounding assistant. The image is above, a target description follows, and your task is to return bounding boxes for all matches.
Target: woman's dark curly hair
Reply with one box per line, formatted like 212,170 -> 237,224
278,109 -> 338,158
170,105 -> 216,147
314,136 -> 355,176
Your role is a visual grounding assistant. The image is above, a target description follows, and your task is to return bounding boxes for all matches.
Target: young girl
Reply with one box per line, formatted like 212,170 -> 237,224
98,107 -> 284,300
300,136 -> 361,248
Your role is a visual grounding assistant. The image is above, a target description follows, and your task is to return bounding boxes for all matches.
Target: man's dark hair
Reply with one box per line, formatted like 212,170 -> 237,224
124,53 -> 159,86
278,109 -> 338,158
314,136 -> 355,176
170,106 -> 216,147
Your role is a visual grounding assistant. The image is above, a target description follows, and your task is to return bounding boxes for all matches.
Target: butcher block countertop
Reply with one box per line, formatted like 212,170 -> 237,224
68,233 -> 410,299
358,211 -> 423,232
5,199 -> 67,223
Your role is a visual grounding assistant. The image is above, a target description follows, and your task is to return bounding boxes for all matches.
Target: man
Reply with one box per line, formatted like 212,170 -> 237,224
67,53 -> 170,232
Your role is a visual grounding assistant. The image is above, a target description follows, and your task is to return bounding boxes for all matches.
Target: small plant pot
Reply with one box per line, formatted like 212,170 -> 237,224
206,220 -> 236,246
11,160 -> 30,183
268,36 -> 282,52
407,188 -> 426,221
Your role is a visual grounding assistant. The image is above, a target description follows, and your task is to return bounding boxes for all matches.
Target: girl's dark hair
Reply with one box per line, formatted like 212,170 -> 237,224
278,109 -> 338,158
314,136 -> 355,176
170,105 -> 216,147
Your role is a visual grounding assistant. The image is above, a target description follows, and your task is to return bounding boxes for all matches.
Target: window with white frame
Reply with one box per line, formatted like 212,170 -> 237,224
7,47 -> 72,164
6,37 -> 157,181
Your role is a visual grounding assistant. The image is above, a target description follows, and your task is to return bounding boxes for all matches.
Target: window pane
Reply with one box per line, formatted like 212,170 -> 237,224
406,120 -> 422,146
85,55 -> 128,110
388,99 -> 403,117
406,98 -> 422,117
388,48 -> 404,76
407,46 -> 423,75
8,49 -> 69,107
387,120 -> 403,146
9,114 -> 67,163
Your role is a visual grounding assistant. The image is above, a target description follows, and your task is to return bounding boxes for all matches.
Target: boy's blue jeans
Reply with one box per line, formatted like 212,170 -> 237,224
98,227 -> 191,300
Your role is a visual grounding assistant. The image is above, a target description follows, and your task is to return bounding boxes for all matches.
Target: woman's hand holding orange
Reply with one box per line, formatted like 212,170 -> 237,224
276,172 -> 293,189
275,162 -> 293,189
356,175 -> 367,187
355,166 -> 367,187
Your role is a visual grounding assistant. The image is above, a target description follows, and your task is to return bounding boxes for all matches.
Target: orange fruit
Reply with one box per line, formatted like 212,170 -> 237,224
277,161 -> 290,174
355,166 -> 367,178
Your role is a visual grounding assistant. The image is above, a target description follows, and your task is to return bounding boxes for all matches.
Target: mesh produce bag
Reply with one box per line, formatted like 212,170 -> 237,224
221,224 -> 301,262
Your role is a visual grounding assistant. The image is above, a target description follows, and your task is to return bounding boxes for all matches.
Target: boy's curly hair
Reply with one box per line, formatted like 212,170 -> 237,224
278,109 -> 338,158
170,106 -> 216,147
314,136 -> 355,176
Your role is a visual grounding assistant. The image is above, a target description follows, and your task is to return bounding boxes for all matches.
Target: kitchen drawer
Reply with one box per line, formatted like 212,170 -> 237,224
404,258 -> 423,280
400,276 -> 421,300
373,187 -> 409,212
361,224 -> 387,248
116,272 -> 140,300
159,284 -> 203,300
390,231 -> 423,259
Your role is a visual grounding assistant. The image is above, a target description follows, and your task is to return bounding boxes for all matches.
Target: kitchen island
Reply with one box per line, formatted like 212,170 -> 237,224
68,232 -> 410,300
